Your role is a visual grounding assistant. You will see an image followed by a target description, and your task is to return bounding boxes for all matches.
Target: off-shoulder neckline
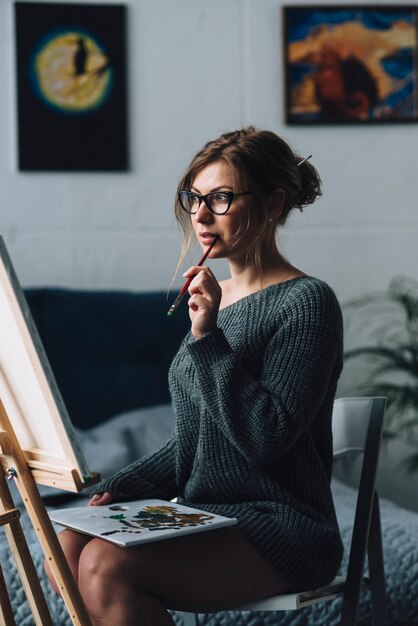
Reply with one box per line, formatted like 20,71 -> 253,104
218,275 -> 319,313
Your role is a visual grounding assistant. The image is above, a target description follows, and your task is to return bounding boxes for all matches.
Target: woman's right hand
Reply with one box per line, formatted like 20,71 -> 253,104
88,491 -> 113,506
185,265 -> 222,340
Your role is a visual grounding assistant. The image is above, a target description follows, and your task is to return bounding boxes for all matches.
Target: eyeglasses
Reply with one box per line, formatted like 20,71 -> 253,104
177,190 -> 252,215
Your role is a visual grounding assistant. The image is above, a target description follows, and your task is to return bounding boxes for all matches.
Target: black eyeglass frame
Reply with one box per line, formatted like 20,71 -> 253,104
177,190 -> 252,215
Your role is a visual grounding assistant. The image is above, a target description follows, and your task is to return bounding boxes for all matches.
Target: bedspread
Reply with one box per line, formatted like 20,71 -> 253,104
1,404 -> 417,625
1,478 -> 417,626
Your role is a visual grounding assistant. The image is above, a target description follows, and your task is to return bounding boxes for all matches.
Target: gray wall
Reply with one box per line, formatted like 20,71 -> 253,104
1,0 -> 417,303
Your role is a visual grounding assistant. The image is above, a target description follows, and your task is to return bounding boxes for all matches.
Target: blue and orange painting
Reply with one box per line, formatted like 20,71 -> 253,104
284,6 -> 418,123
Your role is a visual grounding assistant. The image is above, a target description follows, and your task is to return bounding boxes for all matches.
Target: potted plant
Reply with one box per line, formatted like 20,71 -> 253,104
338,276 -> 418,499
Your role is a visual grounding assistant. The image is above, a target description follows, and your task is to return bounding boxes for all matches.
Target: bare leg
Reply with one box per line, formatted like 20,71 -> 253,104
74,526 -> 289,626
43,529 -> 92,594
44,530 -> 175,624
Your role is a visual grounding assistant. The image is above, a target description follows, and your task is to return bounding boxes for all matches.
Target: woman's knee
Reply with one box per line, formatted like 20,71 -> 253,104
77,543 -> 176,624
78,540 -> 130,597
44,529 -> 91,594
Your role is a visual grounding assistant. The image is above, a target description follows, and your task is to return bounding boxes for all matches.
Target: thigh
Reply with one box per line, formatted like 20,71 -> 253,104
79,526 -> 290,613
58,529 -> 94,577
45,529 -> 93,594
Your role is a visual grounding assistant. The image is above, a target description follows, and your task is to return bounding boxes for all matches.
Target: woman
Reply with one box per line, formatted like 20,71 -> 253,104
45,127 -> 344,626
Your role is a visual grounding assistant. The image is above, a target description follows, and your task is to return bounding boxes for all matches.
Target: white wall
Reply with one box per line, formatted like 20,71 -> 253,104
1,0 -> 417,303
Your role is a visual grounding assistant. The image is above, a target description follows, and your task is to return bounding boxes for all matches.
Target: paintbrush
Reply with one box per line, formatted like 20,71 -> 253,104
167,236 -> 219,316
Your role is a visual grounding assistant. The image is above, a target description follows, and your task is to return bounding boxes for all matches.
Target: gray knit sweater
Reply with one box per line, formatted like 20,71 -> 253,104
93,276 -> 344,591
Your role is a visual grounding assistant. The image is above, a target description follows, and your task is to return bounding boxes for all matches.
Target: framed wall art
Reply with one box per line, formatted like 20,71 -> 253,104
283,5 -> 418,124
15,2 -> 128,171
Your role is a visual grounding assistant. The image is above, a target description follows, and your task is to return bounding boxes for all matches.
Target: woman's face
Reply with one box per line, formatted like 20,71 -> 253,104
190,160 -> 255,262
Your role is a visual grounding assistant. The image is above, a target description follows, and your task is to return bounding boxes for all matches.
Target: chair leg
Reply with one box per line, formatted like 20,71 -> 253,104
367,491 -> 389,626
339,510 -> 370,626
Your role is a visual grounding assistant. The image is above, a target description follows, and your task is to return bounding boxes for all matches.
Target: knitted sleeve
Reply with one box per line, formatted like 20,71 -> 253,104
186,283 -> 343,465
90,433 -> 178,501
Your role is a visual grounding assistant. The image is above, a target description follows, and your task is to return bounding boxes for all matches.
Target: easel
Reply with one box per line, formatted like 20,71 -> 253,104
0,236 -> 102,625
0,397 -> 99,626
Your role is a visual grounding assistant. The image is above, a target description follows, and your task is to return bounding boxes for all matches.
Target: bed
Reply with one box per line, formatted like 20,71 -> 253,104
1,288 -> 417,625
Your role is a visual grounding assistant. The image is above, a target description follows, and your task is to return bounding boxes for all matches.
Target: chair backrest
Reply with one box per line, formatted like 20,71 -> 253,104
332,397 -> 388,626
332,397 -> 386,459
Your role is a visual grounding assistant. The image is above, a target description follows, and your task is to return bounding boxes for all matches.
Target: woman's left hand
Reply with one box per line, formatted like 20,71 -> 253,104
184,265 -> 222,340
89,492 -> 113,506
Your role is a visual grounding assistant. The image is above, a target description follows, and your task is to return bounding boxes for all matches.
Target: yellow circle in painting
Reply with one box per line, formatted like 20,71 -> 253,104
34,31 -> 112,113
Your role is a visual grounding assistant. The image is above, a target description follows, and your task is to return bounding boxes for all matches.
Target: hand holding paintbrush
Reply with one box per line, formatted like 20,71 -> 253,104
167,236 -> 219,316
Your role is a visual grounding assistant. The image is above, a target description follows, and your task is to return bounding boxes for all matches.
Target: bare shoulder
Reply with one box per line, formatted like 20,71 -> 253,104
219,278 -> 234,309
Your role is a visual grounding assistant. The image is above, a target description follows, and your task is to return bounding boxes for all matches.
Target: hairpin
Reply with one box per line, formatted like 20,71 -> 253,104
297,155 -> 312,167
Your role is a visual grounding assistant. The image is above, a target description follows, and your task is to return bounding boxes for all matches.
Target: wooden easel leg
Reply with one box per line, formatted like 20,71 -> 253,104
6,465 -> 94,626
0,399 -> 94,626
0,561 -> 17,626
0,470 -> 54,626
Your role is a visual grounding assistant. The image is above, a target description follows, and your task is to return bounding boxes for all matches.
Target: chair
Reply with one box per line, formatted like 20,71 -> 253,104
181,397 -> 389,626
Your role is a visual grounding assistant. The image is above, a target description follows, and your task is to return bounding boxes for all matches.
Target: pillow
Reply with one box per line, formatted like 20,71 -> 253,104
29,403 -> 175,504
76,403 -> 176,479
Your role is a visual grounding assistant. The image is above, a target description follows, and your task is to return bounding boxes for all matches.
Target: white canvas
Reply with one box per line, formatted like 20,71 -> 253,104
49,499 -> 237,546
0,236 -> 93,489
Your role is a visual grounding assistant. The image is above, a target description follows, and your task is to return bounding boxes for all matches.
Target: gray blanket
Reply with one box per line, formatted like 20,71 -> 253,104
2,405 -> 418,625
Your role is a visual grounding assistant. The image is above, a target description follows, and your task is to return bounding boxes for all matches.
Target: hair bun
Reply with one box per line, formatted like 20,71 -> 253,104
294,159 -> 322,211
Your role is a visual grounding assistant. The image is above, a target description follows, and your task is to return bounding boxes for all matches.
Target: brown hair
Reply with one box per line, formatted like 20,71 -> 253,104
174,126 -> 321,273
